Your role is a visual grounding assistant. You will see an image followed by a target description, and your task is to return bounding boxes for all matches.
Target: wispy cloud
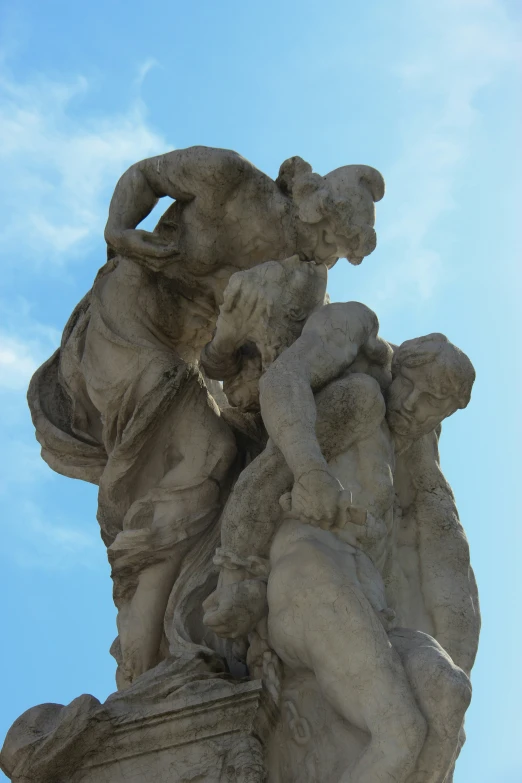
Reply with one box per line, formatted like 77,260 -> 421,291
135,58 -> 160,88
0,56 -> 166,572
0,298 -> 60,390
0,305 -> 100,569
372,0 -> 520,304
2,498 -> 99,570
0,62 -> 168,264
0,305 -> 60,505
0,438 -> 49,495
0,333 -> 39,391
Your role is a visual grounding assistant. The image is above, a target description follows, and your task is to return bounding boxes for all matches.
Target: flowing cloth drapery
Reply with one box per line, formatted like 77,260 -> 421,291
28,256 -> 240,675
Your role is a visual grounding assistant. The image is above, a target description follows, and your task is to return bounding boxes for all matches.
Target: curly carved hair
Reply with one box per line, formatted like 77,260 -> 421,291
392,333 -> 475,409
276,156 -> 384,224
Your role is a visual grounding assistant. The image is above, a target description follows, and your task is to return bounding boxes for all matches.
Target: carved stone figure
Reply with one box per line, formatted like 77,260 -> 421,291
1,147 -> 479,783
27,148 -> 385,689
202,257 -> 478,782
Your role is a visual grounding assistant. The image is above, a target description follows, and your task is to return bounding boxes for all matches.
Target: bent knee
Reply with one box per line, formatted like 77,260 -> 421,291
405,709 -> 428,754
439,665 -> 472,714
380,706 -> 427,767
424,658 -> 471,719
398,634 -> 472,717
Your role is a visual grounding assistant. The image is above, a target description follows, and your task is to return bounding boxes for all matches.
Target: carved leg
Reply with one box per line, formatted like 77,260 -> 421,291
390,629 -> 471,783
109,375 -> 238,687
116,550 -> 189,686
268,533 -> 426,783
440,725 -> 465,783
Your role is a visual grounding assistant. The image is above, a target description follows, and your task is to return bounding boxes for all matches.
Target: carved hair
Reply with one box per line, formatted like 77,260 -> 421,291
392,333 -> 475,409
201,256 -> 326,381
276,156 -> 316,195
276,156 -> 385,229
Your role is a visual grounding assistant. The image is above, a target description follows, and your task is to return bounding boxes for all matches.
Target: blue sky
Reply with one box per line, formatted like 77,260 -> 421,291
0,0 -> 520,780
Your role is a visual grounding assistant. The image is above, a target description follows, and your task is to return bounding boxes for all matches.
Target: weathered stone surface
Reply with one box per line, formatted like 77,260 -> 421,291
76,679 -> 275,783
1,146 -> 479,783
1,674 -> 277,783
202,258 -> 478,782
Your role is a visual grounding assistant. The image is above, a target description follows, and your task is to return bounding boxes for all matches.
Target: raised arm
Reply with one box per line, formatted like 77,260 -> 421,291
259,302 -> 388,524
260,302 -> 385,475
104,146 -> 251,263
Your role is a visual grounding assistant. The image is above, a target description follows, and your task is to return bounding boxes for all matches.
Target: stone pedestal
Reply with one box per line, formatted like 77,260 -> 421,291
73,680 -> 277,783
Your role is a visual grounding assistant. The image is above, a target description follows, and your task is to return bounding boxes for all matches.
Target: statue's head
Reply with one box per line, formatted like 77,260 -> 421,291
387,333 -> 475,440
277,156 -> 385,267
201,256 -> 327,411
221,343 -> 263,412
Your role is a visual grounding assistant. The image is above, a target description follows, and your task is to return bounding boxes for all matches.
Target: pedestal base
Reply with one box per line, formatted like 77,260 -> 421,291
75,679 -> 275,783
1,674 -> 278,783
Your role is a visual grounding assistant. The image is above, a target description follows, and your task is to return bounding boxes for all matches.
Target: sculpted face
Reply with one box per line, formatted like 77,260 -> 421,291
219,257 -> 327,411
223,347 -> 262,412
387,362 -> 459,439
293,165 -> 384,266
260,270 -> 326,365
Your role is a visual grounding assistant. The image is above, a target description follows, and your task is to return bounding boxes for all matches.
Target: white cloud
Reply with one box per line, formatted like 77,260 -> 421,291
0,298 -> 60,390
0,437 -> 49,494
0,333 -> 38,390
135,58 -> 160,88
2,499 -> 99,570
373,0 -> 520,303
0,305 -> 99,569
0,307 -> 60,504
0,63 -> 168,263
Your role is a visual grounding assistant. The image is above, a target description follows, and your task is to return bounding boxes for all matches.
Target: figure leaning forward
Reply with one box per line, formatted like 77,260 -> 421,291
28,147 -> 385,688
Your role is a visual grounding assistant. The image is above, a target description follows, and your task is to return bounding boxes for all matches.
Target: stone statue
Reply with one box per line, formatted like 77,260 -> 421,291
27,148 -> 385,689
201,257 -> 479,782
1,146 -> 479,783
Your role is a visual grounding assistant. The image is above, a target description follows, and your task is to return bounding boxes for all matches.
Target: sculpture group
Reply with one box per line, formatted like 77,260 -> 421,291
1,147 -> 480,783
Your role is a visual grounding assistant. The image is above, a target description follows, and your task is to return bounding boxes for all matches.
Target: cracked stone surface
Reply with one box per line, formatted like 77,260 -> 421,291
1,146 -> 479,783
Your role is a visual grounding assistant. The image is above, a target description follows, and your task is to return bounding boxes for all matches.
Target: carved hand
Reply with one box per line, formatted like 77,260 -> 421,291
283,468 -> 345,529
335,496 -> 387,544
202,579 -> 268,639
105,228 -> 179,268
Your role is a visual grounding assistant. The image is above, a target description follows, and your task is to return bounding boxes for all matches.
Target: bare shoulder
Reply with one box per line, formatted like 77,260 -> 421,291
175,146 -> 256,177
268,303 -> 384,393
303,301 -> 379,348
340,372 -> 386,419
141,146 -> 259,195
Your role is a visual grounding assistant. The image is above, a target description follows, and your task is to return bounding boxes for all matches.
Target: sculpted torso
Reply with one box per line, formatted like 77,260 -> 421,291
319,377 -> 395,574
88,152 -> 293,372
